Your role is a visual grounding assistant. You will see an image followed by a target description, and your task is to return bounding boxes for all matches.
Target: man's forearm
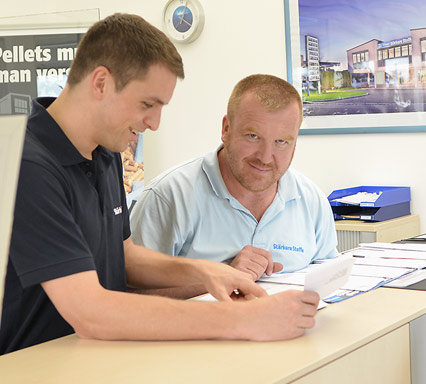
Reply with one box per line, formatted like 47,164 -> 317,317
73,286 -> 319,342
43,270 -> 320,343
79,289 -> 242,341
43,271 -> 238,341
128,284 -> 207,300
124,241 -> 210,289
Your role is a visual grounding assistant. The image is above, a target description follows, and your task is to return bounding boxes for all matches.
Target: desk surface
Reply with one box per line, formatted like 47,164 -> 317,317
1,288 -> 426,384
334,213 -> 419,232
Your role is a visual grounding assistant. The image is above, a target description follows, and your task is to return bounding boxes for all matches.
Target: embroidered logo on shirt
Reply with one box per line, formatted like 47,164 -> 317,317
273,244 -> 304,253
113,206 -> 122,215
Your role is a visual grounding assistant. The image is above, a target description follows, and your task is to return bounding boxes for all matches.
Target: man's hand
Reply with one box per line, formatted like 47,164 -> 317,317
195,259 -> 268,302
230,245 -> 283,280
237,290 -> 320,341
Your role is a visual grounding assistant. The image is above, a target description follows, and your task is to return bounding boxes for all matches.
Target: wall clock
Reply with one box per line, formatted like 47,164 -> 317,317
163,0 -> 205,44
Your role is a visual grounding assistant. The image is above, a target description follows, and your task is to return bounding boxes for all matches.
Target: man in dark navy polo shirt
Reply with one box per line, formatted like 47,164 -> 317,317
0,13 -> 320,355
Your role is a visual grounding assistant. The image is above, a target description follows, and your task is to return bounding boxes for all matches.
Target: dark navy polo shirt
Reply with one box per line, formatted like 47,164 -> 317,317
0,97 -> 130,355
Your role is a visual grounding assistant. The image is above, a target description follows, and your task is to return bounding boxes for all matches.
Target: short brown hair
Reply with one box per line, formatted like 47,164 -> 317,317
227,74 -> 302,123
68,13 -> 184,90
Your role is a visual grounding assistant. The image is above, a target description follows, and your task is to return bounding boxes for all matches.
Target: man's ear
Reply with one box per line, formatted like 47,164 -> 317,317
221,115 -> 230,143
91,66 -> 111,100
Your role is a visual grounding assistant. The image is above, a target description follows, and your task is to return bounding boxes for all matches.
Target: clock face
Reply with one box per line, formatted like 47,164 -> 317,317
172,6 -> 193,33
163,0 -> 205,44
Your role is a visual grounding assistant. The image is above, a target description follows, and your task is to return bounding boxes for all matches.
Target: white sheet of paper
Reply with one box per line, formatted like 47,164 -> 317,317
258,272 -> 306,285
333,191 -> 382,205
384,269 -> 426,288
304,255 -> 354,299
360,242 -> 426,253
196,282 -> 303,302
341,275 -> 385,291
350,264 -> 415,279
195,283 -> 327,309
353,256 -> 426,269
352,248 -> 426,260
195,293 -> 217,302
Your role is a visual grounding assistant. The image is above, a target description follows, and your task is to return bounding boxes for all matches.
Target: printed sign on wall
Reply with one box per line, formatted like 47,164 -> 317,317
0,32 -> 144,206
0,33 -> 83,114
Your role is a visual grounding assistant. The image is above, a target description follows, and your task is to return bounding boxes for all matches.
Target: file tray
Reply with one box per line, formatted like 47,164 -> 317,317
328,186 -> 411,221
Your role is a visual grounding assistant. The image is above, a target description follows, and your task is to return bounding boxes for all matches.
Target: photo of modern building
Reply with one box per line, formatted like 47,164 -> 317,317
299,0 -> 426,116
347,28 -> 426,88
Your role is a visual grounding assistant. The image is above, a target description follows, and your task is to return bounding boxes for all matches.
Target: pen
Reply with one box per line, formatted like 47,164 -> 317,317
400,238 -> 426,242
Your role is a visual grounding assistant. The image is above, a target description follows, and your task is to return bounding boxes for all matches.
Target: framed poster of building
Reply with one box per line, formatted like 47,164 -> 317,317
284,0 -> 426,134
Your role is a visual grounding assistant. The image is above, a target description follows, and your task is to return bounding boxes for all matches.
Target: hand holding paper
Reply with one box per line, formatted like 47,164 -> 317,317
304,256 -> 354,299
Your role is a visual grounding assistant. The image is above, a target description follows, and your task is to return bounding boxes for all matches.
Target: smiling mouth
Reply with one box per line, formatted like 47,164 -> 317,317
248,162 -> 272,172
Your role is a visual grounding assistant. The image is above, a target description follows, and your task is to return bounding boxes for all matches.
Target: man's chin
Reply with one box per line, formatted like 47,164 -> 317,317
240,179 -> 277,193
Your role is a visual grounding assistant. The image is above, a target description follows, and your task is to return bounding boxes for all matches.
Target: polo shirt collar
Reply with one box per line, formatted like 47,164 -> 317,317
276,167 -> 301,203
28,97 -> 113,166
201,145 -> 232,200
202,145 -> 300,204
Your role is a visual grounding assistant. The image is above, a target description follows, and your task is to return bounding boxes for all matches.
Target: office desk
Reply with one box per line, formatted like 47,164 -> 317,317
335,214 -> 420,252
0,288 -> 425,384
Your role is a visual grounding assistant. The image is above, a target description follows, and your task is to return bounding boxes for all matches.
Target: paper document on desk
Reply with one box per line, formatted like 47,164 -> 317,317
304,255 -> 354,299
353,245 -> 426,260
350,264 -> 415,279
359,242 -> 426,253
258,272 -> 306,285
352,256 -> 426,269
384,269 -> 426,288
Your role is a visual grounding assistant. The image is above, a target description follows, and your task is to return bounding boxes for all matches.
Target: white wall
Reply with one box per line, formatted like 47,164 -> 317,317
4,0 -> 426,232
143,0 -> 287,182
292,132 -> 426,232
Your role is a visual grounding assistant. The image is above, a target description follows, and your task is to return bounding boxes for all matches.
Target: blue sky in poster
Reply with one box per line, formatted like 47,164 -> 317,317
299,0 -> 426,68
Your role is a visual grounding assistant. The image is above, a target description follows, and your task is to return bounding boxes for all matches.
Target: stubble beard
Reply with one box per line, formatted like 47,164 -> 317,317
226,152 -> 282,193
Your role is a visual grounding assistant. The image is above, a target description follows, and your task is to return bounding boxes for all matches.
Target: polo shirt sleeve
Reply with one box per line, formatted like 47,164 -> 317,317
10,159 -> 96,288
130,188 -> 183,256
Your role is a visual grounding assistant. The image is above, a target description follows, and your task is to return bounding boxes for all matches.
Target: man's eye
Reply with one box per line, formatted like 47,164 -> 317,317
143,102 -> 153,108
276,139 -> 288,145
248,133 -> 258,139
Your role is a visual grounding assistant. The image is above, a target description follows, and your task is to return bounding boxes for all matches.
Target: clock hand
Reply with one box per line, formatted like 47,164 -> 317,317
179,3 -> 188,25
181,18 -> 192,27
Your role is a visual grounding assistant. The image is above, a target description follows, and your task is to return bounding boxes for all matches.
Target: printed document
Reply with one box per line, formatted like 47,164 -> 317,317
304,255 -> 354,299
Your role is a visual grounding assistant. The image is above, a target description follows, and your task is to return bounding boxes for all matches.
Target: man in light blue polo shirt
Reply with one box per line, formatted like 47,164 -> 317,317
130,74 -> 338,298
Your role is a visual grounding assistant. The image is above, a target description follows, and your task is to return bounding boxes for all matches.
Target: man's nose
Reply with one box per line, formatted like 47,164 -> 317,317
256,141 -> 274,164
143,109 -> 162,132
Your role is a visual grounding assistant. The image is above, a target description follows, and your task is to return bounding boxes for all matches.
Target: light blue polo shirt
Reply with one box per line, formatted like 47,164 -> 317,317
130,148 -> 338,272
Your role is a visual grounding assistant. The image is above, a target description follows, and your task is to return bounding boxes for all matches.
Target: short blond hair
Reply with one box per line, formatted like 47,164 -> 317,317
227,74 -> 302,123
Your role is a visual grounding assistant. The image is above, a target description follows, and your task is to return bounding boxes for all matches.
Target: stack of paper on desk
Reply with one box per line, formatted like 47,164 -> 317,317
197,242 -> 426,306
355,242 -> 426,287
259,242 -> 426,303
